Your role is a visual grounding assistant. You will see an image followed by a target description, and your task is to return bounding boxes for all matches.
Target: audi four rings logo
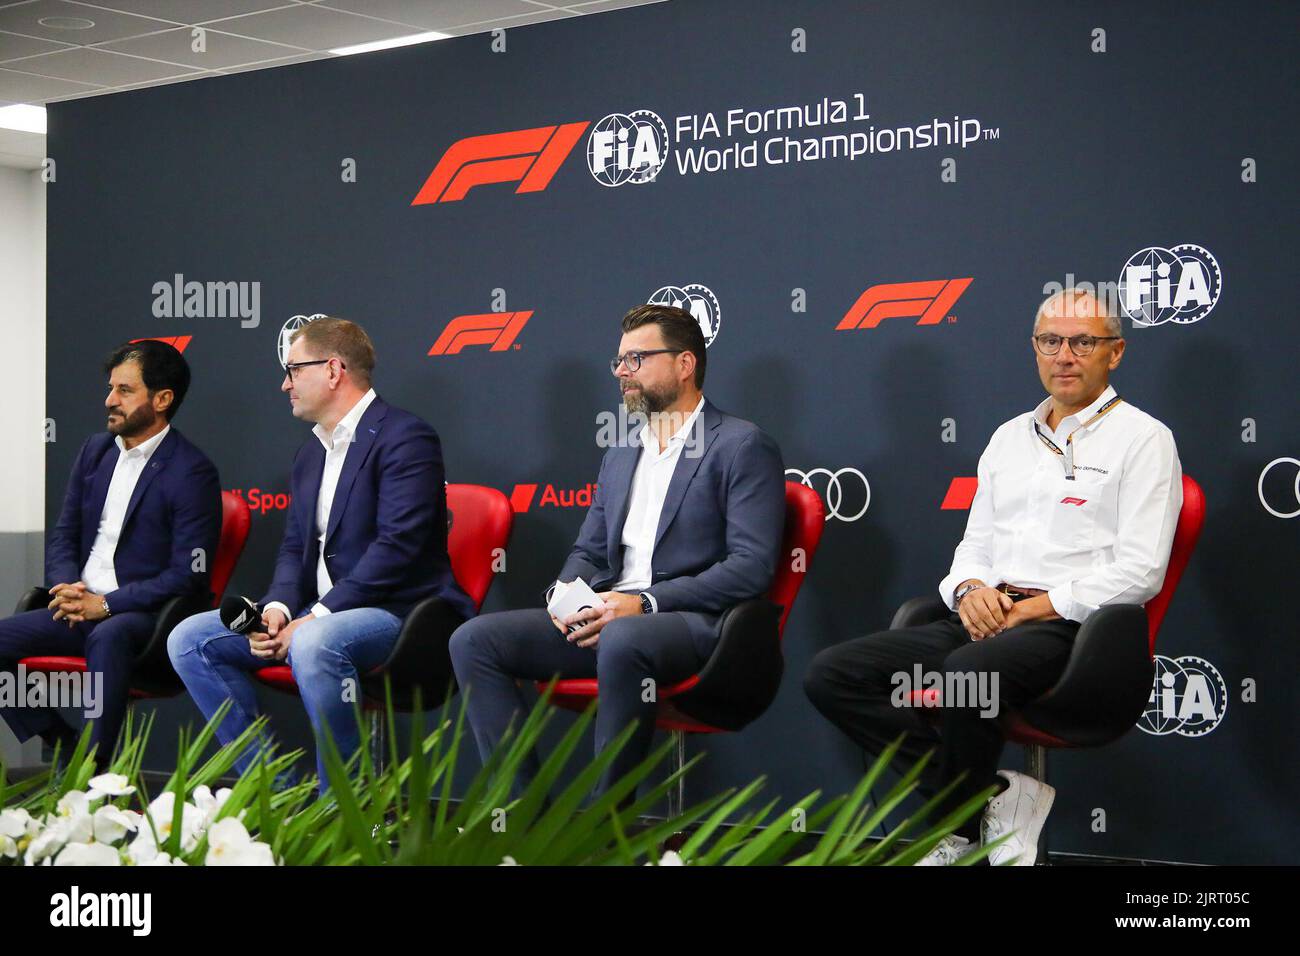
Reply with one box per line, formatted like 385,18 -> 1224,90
1118,244 -> 1221,326
1258,457 -> 1300,519
786,468 -> 871,522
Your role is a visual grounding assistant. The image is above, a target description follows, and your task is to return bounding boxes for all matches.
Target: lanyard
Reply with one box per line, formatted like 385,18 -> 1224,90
1033,395 -> 1123,479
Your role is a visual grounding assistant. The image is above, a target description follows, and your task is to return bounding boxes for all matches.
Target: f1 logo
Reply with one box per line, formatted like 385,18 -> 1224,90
429,312 -> 533,355
837,278 -> 973,330
1060,497 -> 1088,506
411,123 -> 590,204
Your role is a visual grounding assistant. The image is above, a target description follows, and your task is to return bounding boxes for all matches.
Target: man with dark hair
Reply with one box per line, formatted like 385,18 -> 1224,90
450,304 -> 786,797
0,339 -> 221,767
168,317 -> 473,787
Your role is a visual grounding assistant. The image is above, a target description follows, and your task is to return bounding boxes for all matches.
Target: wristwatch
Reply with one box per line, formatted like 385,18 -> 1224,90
639,593 -> 654,615
100,596 -> 111,618
953,583 -> 983,607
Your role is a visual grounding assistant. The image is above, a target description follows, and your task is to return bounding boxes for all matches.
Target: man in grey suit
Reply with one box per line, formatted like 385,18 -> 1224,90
449,303 -> 786,795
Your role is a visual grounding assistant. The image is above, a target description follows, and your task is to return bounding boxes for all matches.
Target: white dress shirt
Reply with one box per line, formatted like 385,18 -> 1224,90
80,425 -> 171,596
610,396 -> 707,611
938,384 -> 1183,624
265,388 -> 376,621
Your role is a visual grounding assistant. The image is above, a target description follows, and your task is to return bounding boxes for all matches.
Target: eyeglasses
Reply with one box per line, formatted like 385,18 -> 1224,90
1032,333 -> 1122,357
609,349 -> 683,374
283,358 -> 345,382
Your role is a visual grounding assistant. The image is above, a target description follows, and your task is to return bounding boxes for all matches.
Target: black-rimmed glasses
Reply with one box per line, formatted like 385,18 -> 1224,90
1033,333 -> 1122,356
283,358 -> 345,382
610,349 -> 682,374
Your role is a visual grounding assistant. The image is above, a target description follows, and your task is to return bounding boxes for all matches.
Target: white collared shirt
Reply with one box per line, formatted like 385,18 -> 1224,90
81,425 -> 171,595
938,384 -> 1183,623
266,388 -> 376,621
610,396 -> 706,609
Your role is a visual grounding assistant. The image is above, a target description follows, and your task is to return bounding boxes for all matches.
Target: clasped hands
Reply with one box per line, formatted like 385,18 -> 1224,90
46,582 -> 109,626
248,608 -> 313,661
956,581 -> 1057,640
549,591 -> 643,649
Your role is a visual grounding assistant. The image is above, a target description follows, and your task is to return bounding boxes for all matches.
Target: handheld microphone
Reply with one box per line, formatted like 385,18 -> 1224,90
220,595 -> 262,634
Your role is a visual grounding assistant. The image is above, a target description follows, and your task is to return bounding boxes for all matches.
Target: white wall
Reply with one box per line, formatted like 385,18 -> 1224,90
0,165 -> 46,767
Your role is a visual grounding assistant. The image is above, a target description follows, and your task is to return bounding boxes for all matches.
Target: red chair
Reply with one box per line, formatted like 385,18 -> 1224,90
894,474 -> 1206,861
539,480 -> 826,814
14,489 -> 252,698
254,484 -> 513,713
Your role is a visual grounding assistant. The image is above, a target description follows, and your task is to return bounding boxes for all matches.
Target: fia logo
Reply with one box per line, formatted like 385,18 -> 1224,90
588,111 -> 669,186
1138,654 -> 1227,737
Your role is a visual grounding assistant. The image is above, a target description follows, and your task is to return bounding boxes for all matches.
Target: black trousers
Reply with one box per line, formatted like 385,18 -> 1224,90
0,607 -> 154,763
804,612 -> 1078,840
449,606 -> 716,797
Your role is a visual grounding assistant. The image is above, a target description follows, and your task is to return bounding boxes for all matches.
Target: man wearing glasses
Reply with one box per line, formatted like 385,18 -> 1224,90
805,288 -> 1182,865
450,303 -> 786,798
168,317 -> 474,787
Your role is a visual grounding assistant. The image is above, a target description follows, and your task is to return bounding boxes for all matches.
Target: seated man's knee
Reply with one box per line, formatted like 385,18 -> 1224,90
167,609 -> 215,666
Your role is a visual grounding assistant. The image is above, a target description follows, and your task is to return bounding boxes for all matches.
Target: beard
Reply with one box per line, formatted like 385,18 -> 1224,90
107,403 -> 156,438
621,379 -> 677,415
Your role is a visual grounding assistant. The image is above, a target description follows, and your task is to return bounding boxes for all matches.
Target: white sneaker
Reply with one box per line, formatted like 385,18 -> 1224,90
982,770 -> 1055,866
915,833 -> 978,866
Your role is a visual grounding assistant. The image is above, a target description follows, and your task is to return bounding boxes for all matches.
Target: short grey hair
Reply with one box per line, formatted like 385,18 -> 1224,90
1034,288 -> 1122,338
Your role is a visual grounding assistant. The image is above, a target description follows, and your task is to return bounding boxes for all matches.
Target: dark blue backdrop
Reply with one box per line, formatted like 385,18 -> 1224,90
42,0 -> 1299,863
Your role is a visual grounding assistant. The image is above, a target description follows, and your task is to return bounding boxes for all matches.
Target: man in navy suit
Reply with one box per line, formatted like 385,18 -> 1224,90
0,339 -> 221,766
168,317 -> 472,785
450,304 -> 786,795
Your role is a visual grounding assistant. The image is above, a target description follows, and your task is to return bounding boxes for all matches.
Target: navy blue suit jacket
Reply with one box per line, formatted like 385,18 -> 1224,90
45,427 -> 222,615
260,396 -> 475,622
557,400 -> 786,641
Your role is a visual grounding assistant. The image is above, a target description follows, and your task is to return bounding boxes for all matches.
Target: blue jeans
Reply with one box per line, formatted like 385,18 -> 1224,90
167,607 -> 401,785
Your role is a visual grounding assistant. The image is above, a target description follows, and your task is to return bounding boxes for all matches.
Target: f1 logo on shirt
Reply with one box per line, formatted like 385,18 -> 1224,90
411,123 -> 590,204
1059,497 -> 1088,506
837,278 -> 972,330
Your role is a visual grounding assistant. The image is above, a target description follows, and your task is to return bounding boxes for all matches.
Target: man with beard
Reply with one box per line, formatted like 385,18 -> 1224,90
450,304 -> 786,797
0,340 -> 221,767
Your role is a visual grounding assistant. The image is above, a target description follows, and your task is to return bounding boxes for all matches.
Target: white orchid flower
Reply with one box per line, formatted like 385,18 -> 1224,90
54,841 -> 122,866
143,791 -> 203,853
0,807 -> 37,839
645,850 -> 685,866
87,772 -> 136,800
126,831 -> 160,865
56,790 -> 91,819
205,817 -> 275,866
137,851 -> 188,866
92,804 -> 139,844
24,819 -> 73,865
192,785 -> 234,827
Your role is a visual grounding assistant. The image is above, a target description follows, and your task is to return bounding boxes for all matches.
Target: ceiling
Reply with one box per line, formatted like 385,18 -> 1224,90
0,0 -> 664,167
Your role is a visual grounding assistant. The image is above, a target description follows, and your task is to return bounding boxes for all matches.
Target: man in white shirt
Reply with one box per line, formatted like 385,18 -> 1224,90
805,288 -> 1182,865
450,304 -> 786,798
